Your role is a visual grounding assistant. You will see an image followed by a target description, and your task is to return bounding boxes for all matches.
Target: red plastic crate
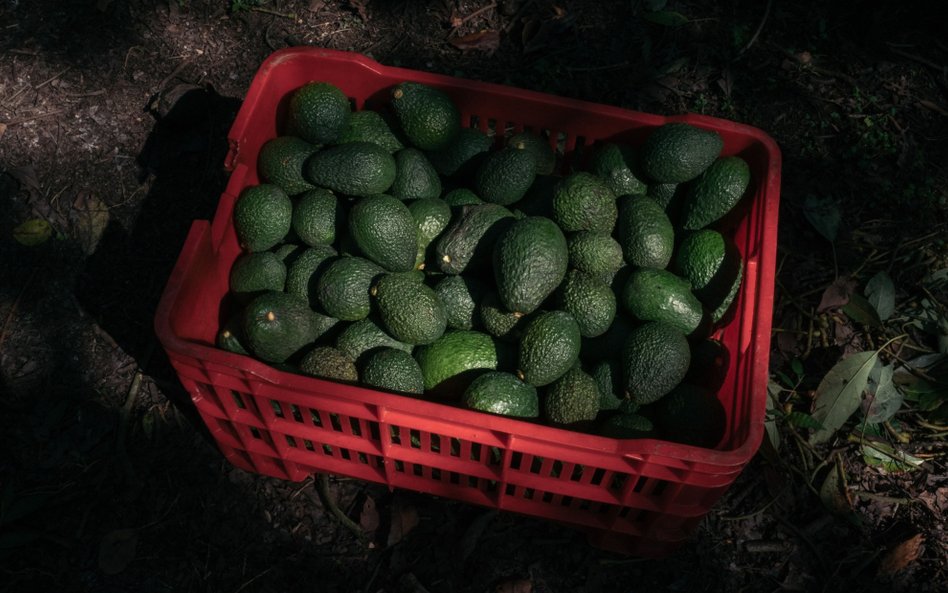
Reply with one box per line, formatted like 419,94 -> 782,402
154,48 -> 781,557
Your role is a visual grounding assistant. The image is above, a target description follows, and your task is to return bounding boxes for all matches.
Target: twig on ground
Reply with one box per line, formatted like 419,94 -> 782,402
314,473 -> 368,543
34,67 -> 70,90
735,0 -> 772,58
3,110 -> 65,126
251,6 -> 296,19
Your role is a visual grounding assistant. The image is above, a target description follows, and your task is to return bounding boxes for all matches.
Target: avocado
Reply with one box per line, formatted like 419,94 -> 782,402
292,188 -> 342,247
242,292 -> 321,363
679,156 -> 751,230
217,314 -> 249,356
640,123 -> 723,183
233,184 -> 292,252
407,197 -> 452,267
337,110 -> 404,153
348,195 -> 417,272
360,347 -> 425,395
543,366 -> 600,425
257,136 -> 318,195
286,81 -> 351,145
434,275 -> 488,331
556,269 -> 616,338
414,330 -> 499,394
493,216 -> 568,315
335,318 -> 412,363
391,82 -> 460,151
651,383 -> 726,448
598,412 -> 656,438
621,321 -> 690,404
304,142 -> 397,197
284,244 -> 338,309
229,251 -> 287,301
616,195 -> 675,269
272,242 -> 305,266
567,231 -> 625,281
478,291 -> 530,342
508,131 -> 556,175
463,371 -> 539,418
316,256 -> 385,321
390,148 -> 442,201
587,142 -> 647,197
710,263 -> 742,322
442,187 -> 483,210
552,172 -> 618,233
647,182 -> 684,220
621,268 -> 705,335
475,146 -> 537,206
372,272 -> 447,345
426,127 -> 492,178
590,359 -> 624,411
517,310 -> 581,387
435,203 -> 514,274
299,346 -> 358,382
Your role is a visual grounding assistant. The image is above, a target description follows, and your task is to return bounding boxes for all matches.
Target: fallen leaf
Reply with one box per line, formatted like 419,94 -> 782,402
764,381 -> 781,452
450,30 -> 501,53
861,440 -> 925,472
348,0 -> 369,22
864,270 -> 895,321
842,293 -> 882,327
862,363 -> 903,424
71,192 -> 110,255
877,534 -> 924,576
918,486 -> 948,515
98,529 -> 138,575
386,501 -> 418,546
803,194 -> 841,242
308,0 -> 326,12
818,276 -> 857,312
496,579 -> 533,593
359,495 -> 379,533
13,219 -> 52,246
810,351 -> 877,444
818,457 -> 853,516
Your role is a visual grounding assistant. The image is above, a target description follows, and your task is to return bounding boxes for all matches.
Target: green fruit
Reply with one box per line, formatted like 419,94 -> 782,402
335,318 -> 412,363
304,142 -> 397,197
552,172 -> 618,233
442,187 -> 483,209
292,188 -> 341,247
436,203 -> 514,274
360,347 -> 424,395
508,131 -> 556,175
285,245 -> 337,309
229,251 -> 287,300
434,275 -> 488,331
337,110 -> 403,153
299,346 -> 358,382
348,195 -> 417,272
407,197 -> 452,252
598,413 -> 656,438
391,82 -> 460,151
621,321 -> 690,404
493,216 -> 568,315
257,136 -> 318,195
590,359 -> 623,411
616,195 -> 674,269
641,123 -> 723,183
286,82 -> 351,145
463,371 -> 539,418
316,256 -> 384,321
272,243 -> 305,265
711,263 -> 742,322
517,311 -> 581,387
242,292 -> 321,363
556,270 -> 616,338
414,330 -> 499,394
373,272 -> 447,345
652,383 -> 726,448
475,146 -> 537,206
478,291 -> 529,341
672,229 -> 743,319
587,142 -> 647,197
543,366 -> 600,425
567,231 -> 625,280
647,183 -> 682,216
217,314 -> 249,356
680,156 -> 751,230
426,127 -> 492,177
621,268 -> 705,335
233,184 -> 292,252
390,148 -> 442,201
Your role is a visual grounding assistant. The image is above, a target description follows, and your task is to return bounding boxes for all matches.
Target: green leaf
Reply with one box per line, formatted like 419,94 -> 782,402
765,381 -> 782,452
842,293 -> 882,327
810,351 -> 877,444
12,219 -> 52,246
803,195 -> 840,242
819,459 -> 855,519
643,10 -> 689,27
791,358 -> 804,380
863,363 -> 902,424
865,271 -> 895,321
787,410 -> 823,430
861,440 -> 925,472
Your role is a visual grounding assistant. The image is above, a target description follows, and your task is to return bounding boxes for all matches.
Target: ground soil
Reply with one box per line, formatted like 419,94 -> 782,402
1,1 -> 946,592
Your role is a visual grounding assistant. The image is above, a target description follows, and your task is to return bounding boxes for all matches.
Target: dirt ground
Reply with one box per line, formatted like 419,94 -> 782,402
1,1 -> 946,592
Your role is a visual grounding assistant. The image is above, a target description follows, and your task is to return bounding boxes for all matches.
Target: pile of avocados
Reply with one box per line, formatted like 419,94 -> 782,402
218,79 -> 750,448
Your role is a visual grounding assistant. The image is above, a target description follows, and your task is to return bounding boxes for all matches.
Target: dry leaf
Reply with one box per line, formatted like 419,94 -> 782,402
13,219 -> 52,246
359,495 -> 379,532
98,529 -> 138,575
386,501 -> 419,546
817,276 -> 857,312
0,122 -> 6,141
450,30 -> 501,53
71,192 -> 110,255
496,579 -> 533,593
308,0 -> 326,12
348,0 -> 369,22
877,534 -> 924,576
